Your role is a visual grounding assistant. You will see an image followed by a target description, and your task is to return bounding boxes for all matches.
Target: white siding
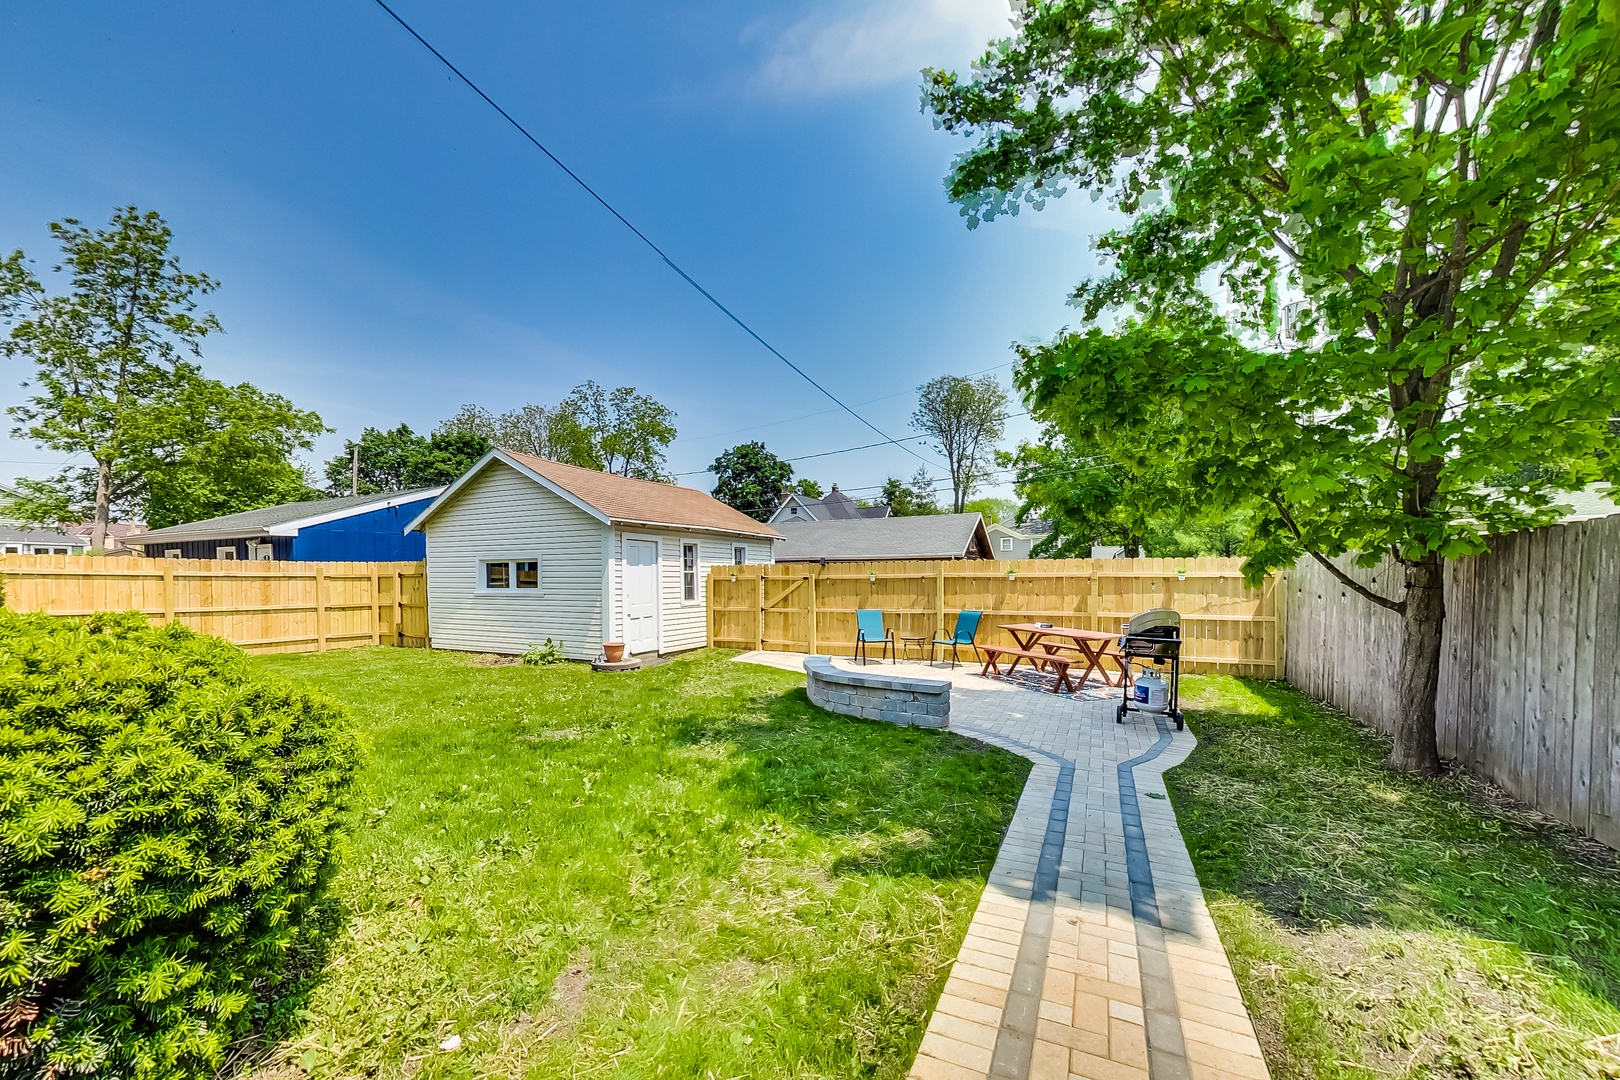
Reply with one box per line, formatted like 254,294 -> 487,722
607,528 -> 774,654
423,461 -> 607,661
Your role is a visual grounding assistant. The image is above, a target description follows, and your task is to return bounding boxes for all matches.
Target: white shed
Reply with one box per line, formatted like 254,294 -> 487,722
405,449 -> 779,660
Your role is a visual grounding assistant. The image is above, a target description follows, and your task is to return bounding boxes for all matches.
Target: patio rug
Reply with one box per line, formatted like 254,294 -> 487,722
974,666 -> 1124,703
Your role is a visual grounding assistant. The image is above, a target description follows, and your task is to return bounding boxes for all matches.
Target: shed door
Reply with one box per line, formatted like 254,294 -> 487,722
623,539 -> 660,655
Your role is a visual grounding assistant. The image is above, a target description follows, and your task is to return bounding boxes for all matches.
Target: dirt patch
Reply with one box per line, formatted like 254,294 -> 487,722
550,949 -> 591,1019
471,653 -> 520,666
519,728 -> 581,742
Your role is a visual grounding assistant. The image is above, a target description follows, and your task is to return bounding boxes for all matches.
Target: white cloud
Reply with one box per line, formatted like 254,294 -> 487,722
750,0 -> 1015,97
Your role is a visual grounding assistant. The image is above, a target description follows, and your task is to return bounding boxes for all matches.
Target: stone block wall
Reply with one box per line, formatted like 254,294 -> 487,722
803,656 -> 950,729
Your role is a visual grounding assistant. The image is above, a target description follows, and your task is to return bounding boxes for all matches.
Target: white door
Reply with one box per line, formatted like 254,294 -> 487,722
623,539 -> 660,655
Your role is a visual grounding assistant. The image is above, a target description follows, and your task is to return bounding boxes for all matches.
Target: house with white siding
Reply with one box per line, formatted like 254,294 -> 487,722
405,449 -> 779,661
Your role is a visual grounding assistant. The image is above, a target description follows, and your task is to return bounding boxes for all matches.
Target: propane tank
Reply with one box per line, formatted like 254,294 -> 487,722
1133,673 -> 1169,712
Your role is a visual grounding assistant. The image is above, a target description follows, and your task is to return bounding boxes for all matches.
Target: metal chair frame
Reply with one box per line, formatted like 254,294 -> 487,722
855,609 -> 895,665
932,610 -> 984,669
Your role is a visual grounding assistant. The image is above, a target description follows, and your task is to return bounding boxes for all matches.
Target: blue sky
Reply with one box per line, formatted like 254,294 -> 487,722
0,0 -> 1115,507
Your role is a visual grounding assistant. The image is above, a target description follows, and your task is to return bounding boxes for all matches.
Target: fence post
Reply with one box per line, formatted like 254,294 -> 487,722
315,565 -> 328,652
372,569 -> 384,645
935,563 -> 946,639
1274,569 -> 1288,679
161,561 -> 176,624
807,570 -> 818,655
756,569 -> 765,652
394,569 -> 405,646
1089,565 -> 1100,632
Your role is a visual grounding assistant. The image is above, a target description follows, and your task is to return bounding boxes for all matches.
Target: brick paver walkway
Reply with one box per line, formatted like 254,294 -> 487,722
733,652 -> 1269,1080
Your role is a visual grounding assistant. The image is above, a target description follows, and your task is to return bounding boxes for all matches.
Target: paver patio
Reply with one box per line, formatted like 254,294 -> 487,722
733,651 -> 1269,1080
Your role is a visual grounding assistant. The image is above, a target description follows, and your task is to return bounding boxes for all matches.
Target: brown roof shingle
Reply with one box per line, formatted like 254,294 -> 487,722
502,451 -> 781,539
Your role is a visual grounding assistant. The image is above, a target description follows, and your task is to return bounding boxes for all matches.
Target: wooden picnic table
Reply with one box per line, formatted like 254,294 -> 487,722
996,624 -> 1125,688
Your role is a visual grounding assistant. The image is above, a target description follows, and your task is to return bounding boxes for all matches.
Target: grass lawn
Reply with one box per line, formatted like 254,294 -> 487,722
242,646 -> 1028,1079
1171,676 -> 1620,1080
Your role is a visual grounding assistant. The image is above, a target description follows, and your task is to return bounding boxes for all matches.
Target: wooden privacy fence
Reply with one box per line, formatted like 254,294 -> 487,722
0,554 -> 428,655
1285,514 -> 1620,849
708,557 -> 1283,675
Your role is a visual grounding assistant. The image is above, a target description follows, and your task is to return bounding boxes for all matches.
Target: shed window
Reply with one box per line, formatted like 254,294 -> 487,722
734,545 -> 748,565
481,558 -> 540,593
682,543 -> 698,601
216,546 -> 237,560
164,549 -> 181,559
1000,537 -> 1013,552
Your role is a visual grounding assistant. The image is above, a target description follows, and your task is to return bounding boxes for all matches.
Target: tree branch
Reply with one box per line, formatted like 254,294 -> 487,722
1307,549 -> 1409,613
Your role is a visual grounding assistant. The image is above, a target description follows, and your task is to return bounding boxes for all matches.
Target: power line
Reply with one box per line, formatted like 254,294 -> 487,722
675,436 -> 934,477
369,0 -> 936,469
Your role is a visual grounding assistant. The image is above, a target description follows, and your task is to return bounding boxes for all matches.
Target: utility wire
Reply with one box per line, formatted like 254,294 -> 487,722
370,0 -> 936,469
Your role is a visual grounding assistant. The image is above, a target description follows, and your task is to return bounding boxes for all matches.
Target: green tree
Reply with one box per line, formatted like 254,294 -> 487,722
438,401 -> 590,462
126,379 -> 323,529
710,441 -> 794,520
963,496 -> 1017,524
324,425 -> 490,495
791,478 -> 825,499
0,208 -> 324,544
926,0 -> 1620,772
560,381 -> 677,480
912,375 -> 1009,512
880,468 -> 942,516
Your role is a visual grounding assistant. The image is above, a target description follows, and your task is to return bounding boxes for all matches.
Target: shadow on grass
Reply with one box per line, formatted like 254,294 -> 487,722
1168,675 -> 1620,1009
672,684 -> 1030,884
217,890 -> 350,1077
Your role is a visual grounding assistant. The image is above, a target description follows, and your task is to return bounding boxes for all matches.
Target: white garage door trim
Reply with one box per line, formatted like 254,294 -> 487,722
622,535 -> 661,655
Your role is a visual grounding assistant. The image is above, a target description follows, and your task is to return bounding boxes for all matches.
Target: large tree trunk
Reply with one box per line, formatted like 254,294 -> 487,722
1390,553 -> 1444,774
90,458 -> 111,553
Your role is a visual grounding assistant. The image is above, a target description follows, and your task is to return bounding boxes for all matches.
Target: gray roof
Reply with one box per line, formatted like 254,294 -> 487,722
772,488 -> 890,522
1556,484 -> 1618,522
0,522 -> 88,548
774,513 -> 991,561
136,487 -> 443,544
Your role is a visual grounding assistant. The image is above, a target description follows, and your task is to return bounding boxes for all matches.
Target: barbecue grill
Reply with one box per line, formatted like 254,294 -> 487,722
1115,608 -> 1184,730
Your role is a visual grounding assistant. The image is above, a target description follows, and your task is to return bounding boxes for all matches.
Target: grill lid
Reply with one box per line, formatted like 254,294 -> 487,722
1123,607 -> 1180,637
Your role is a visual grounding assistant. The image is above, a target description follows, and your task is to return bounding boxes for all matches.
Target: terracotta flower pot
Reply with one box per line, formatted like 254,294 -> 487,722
602,641 -> 627,664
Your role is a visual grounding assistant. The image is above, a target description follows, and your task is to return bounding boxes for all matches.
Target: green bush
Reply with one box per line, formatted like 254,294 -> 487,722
0,612 -> 358,1079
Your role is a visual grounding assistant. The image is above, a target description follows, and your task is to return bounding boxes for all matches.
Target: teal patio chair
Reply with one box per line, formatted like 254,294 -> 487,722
933,610 -> 983,669
855,609 -> 895,665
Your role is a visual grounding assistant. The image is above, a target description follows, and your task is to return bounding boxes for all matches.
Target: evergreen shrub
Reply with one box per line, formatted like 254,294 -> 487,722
0,612 -> 357,1078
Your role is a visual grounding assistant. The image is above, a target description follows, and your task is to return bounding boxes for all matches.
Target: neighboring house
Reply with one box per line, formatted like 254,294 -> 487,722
133,488 -> 443,561
767,484 -> 891,525
0,484 -> 89,554
64,521 -> 147,556
0,522 -> 87,555
985,518 -> 1054,560
1556,483 -> 1618,522
774,513 -> 991,563
405,449 -> 780,660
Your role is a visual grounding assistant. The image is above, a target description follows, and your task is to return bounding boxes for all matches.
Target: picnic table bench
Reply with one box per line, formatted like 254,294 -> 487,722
979,644 -> 1078,693
979,623 -> 1124,695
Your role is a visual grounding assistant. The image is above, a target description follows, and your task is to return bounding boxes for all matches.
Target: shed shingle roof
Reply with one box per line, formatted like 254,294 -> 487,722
773,514 -> 989,561
498,451 -> 782,538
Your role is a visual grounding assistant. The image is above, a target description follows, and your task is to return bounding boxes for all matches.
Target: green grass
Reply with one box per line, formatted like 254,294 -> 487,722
1169,676 -> 1620,1080
240,647 -> 1029,1079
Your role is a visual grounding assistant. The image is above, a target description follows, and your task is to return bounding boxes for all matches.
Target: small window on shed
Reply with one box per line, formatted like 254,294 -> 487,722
1000,536 -> 1013,552
485,561 -> 511,590
515,560 -> 539,589
164,549 -> 181,559
216,546 -> 237,560
682,543 -> 698,601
